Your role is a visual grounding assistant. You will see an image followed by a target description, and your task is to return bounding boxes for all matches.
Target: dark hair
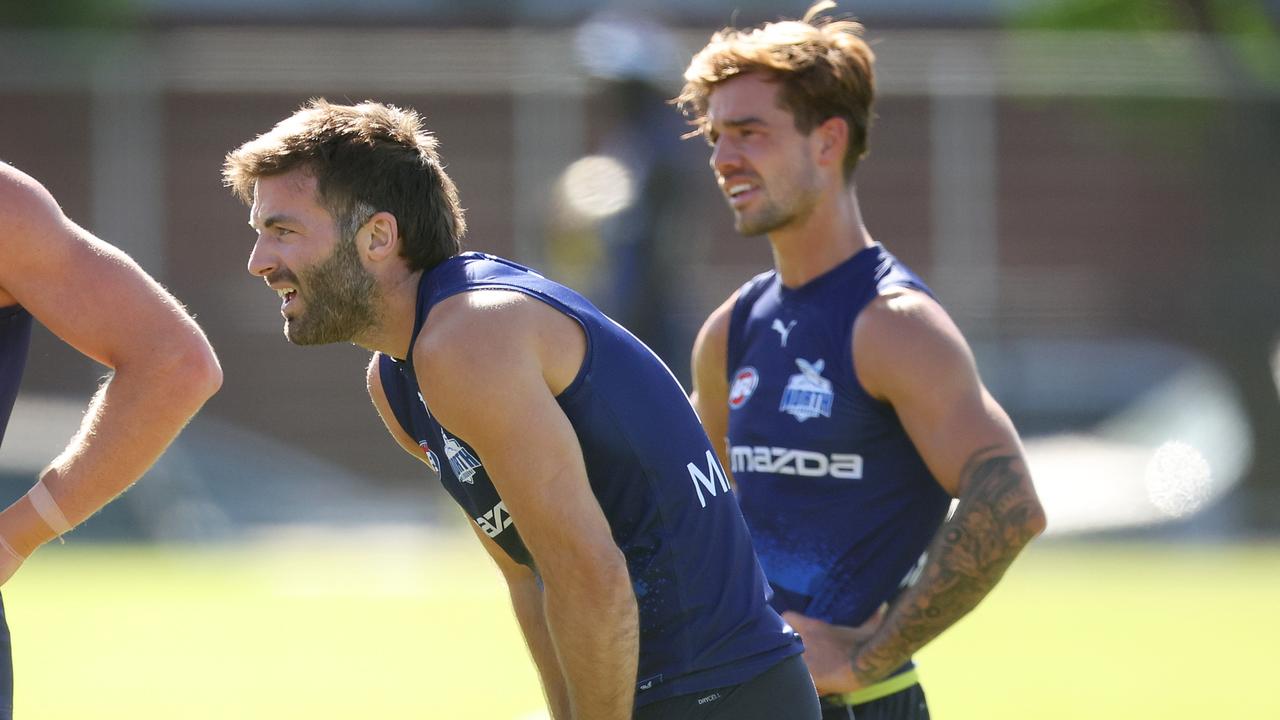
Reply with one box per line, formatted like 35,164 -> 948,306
224,98 -> 466,271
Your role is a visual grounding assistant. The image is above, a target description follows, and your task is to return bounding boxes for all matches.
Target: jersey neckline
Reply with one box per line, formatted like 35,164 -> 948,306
777,242 -> 883,298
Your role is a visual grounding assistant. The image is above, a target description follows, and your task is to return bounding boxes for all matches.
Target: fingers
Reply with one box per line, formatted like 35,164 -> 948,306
855,602 -> 888,628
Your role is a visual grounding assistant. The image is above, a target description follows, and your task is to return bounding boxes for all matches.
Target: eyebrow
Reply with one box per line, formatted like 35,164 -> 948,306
248,213 -> 303,231
707,116 -> 767,140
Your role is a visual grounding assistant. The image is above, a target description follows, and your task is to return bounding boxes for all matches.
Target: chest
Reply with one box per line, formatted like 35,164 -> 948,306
726,305 -> 887,457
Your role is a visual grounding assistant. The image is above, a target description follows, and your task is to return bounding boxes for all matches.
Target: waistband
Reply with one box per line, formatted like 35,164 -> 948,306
820,668 -> 920,707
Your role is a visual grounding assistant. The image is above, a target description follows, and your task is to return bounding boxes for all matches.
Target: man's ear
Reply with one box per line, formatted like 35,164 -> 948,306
813,116 -> 850,170
361,211 -> 400,262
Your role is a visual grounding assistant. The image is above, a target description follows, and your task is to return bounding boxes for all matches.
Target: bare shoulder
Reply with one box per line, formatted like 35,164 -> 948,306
0,164 -> 63,249
853,287 -> 975,400
413,288 -> 585,396
693,291 -> 738,361
365,352 -> 387,396
0,162 -> 46,208
690,290 -> 739,397
0,165 -> 73,304
415,289 -> 542,366
855,287 -> 966,353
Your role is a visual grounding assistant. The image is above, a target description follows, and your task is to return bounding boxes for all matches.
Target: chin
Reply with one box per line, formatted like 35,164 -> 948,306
283,322 -> 321,346
285,330 -> 332,346
733,211 -> 764,236
285,320 -> 361,347
738,213 -> 792,237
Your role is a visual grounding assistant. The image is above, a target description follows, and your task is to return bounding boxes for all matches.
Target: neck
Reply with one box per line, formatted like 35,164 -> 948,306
353,268 -> 424,359
767,183 -> 874,289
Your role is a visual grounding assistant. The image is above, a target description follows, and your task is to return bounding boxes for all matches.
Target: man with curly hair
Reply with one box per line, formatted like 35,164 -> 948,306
679,4 -> 1047,717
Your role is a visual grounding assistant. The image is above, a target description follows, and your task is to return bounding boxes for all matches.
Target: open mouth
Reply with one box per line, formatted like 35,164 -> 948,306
725,181 -> 760,207
276,286 -> 298,311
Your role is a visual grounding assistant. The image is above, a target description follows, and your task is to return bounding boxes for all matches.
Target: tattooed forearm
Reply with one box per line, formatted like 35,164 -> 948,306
850,451 -> 1046,684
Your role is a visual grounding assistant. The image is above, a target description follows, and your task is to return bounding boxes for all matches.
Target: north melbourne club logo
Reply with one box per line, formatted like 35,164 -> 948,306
779,358 -> 834,422
442,431 -> 482,484
728,367 -> 760,409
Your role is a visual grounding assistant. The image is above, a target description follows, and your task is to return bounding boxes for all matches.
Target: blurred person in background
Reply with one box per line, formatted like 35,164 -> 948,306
224,99 -> 820,720
0,161 -> 222,719
678,3 -> 1046,718
560,12 -> 707,377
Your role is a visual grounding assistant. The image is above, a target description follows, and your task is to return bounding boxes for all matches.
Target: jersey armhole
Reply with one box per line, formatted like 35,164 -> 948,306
848,283 -> 925,413
377,355 -> 418,438
725,271 -> 775,382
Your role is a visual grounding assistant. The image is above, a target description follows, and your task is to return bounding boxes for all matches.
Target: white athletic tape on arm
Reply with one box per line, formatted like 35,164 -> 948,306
27,479 -> 73,536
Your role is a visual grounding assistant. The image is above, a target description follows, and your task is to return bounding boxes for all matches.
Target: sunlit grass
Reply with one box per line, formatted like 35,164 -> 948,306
6,536 -> 1278,719
918,541 -> 1280,719
8,534 -> 544,720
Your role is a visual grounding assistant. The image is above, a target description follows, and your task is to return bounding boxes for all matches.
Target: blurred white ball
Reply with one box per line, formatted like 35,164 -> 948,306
1144,440 -> 1212,518
559,155 -> 635,221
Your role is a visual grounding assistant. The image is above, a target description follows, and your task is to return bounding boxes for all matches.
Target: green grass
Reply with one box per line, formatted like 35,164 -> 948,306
8,535 -> 546,719
6,537 -> 1279,719
917,541 -> 1280,719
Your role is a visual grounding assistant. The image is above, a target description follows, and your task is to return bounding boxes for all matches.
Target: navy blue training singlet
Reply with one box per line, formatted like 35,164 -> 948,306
379,252 -> 803,707
0,302 -> 30,718
725,244 -> 952,631
0,304 -> 31,449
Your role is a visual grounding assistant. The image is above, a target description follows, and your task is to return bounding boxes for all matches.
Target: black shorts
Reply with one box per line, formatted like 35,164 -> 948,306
635,654 -> 821,720
820,683 -> 930,720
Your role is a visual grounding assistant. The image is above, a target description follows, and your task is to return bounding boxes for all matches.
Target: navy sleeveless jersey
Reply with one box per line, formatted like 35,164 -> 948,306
725,244 -> 952,630
0,304 -> 32,449
379,252 -> 802,706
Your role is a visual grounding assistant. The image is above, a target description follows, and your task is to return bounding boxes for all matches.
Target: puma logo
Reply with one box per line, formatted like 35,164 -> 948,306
771,318 -> 797,347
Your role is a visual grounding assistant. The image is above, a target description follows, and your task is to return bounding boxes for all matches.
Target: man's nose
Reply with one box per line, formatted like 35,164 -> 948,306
710,140 -> 740,177
247,237 -> 276,278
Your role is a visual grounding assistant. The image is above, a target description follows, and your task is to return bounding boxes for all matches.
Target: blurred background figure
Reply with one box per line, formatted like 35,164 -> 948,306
545,10 -> 709,380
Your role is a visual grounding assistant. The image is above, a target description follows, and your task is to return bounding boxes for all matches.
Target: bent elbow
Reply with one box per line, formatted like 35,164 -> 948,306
1021,493 -> 1048,543
543,542 -> 632,599
190,344 -> 224,402
158,334 -> 223,408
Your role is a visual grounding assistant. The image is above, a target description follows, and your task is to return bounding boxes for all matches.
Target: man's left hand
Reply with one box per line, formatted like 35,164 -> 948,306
783,605 -> 887,695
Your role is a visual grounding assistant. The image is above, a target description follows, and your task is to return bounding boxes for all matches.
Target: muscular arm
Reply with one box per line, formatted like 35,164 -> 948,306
845,290 -> 1046,686
470,523 -> 571,719
415,291 -> 637,720
0,164 -> 222,574
689,292 -> 737,475
367,357 -> 572,717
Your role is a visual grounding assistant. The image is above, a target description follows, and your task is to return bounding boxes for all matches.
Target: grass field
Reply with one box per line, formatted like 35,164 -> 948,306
6,534 -> 1278,719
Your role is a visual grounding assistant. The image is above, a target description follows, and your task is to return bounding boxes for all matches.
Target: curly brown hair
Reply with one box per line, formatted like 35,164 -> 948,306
676,1 -> 876,179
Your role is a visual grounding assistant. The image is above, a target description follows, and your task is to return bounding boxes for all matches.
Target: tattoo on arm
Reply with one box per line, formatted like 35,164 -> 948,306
851,450 -> 1045,683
